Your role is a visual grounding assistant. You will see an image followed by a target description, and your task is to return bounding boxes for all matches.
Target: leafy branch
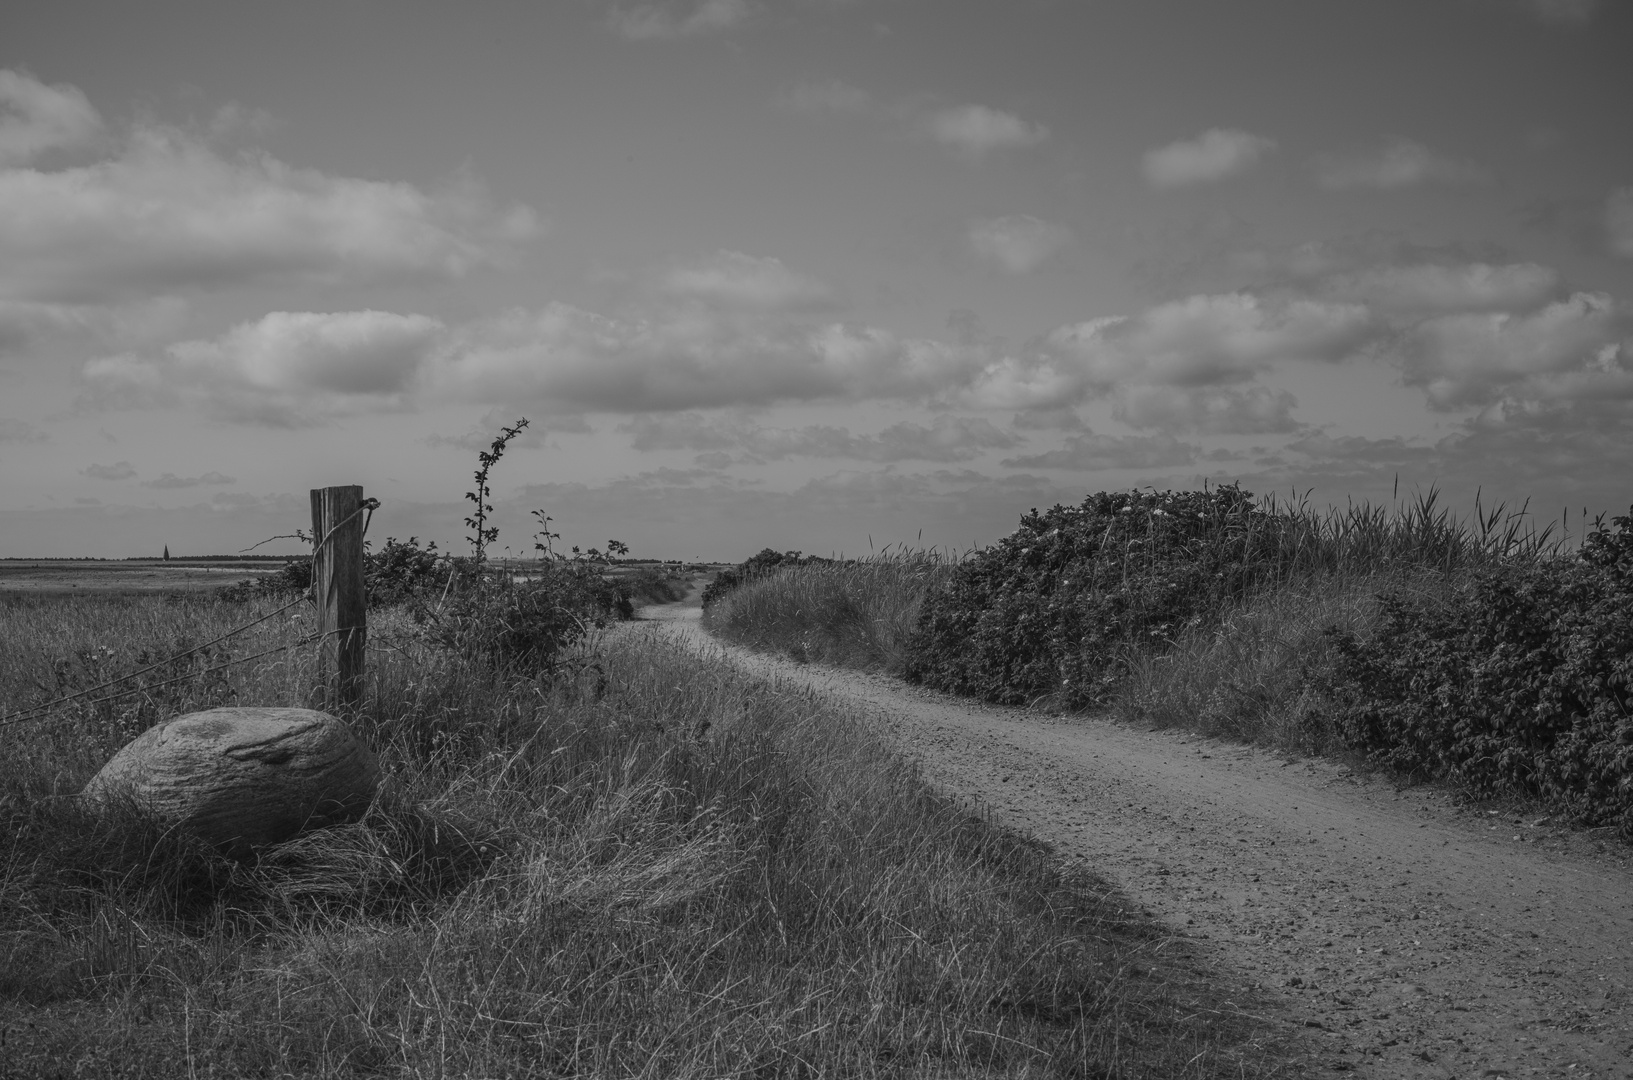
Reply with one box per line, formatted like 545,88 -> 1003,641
464,418 -> 530,564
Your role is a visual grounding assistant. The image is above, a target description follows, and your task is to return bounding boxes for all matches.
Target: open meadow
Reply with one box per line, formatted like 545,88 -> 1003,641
0,561 -> 1285,1077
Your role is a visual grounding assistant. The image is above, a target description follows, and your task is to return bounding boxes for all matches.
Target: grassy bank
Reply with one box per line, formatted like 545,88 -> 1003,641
704,549 -> 952,673
0,590 -> 1280,1077
702,487 -> 1633,835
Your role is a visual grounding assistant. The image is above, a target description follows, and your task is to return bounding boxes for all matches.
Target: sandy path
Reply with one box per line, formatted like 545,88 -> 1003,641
644,606 -> 1633,1078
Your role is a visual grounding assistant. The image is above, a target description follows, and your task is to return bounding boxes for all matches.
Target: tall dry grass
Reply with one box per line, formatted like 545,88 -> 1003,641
704,548 -> 955,673
0,590 -> 1280,1077
701,488 -> 1565,751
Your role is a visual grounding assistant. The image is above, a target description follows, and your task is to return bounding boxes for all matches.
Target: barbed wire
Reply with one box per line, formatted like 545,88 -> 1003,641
0,497 -> 380,730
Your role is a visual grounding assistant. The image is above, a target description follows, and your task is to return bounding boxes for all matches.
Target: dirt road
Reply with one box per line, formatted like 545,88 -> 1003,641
647,606 -> 1633,1078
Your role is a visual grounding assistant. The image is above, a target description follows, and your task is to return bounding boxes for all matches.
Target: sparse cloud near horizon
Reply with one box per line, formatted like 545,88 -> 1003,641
621,411 -> 1018,463
1001,431 -> 1199,472
143,470 -> 235,489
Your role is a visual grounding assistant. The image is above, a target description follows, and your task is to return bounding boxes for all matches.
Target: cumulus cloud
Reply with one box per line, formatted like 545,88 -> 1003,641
80,310 -> 445,425
1141,128 -> 1276,188
1001,432 -> 1198,471
1607,188 -> 1633,258
83,460 -> 136,480
781,79 -> 871,114
927,105 -> 1048,159
433,302 -> 980,412
143,471 -> 235,489
1316,138 -> 1490,190
0,75 -> 539,305
966,293 -> 1373,412
0,417 -> 48,443
966,215 -> 1073,275
0,69 -> 102,166
662,250 -> 837,310
1401,291 -> 1633,410
610,0 -> 752,38
621,412 -> 1017,462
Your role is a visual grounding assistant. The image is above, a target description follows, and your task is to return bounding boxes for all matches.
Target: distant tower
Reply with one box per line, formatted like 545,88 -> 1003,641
163,545 -> 170,561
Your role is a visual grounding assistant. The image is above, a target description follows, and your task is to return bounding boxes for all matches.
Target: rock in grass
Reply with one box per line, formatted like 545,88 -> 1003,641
81,707 -> 379,858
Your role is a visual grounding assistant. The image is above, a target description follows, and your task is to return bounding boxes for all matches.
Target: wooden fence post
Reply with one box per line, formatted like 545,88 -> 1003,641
311,485 -> 366,713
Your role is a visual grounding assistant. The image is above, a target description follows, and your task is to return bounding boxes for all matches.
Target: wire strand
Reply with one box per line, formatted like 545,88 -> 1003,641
0,496 -> 380,729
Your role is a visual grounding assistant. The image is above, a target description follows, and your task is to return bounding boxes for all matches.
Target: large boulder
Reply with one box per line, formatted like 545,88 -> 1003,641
81,707 -> 379,858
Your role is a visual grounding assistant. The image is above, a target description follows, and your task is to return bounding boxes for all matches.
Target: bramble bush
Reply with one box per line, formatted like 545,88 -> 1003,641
905,486 -> 1301,707
1324,506 -> 1633,835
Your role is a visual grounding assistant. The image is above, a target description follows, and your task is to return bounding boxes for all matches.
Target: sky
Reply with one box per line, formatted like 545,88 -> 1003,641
2,0 -> 1631,561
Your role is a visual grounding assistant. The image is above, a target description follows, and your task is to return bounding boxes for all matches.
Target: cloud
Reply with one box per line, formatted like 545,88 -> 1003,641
80,310 -> 445,425
662,250 -> 837,310
1142,128 -> 1276,188
143,471 -> 235,489
781,79 -> 871,114
1314,261 -> 1560,315
1607,188 -> 1633,258
83,460 -> 136,480
927,105 -> 1048,159
966,215 -> 1073,275
0,82 -> 539,305
610,0 -> 752,38
622,412 -> 1018,462
1401,291 -> 1633,410
433,302 -> 981,412
0,69 -> 103,166
966,293 -> 1374,412
1113,384 -> 1302,434
0,416 -> 48,443
1001,432 -> 1199,471
1316,138 -> 1490,190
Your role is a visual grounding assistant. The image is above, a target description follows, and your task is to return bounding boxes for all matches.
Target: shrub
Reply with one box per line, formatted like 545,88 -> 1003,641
366,535 -> 448,607
905,486 -> 1307,707
701,549 -> 820,608
621,566 -> 690,606
429,558 -> 633,672
1324,508 -> 1633,834
219,559 -> 311,602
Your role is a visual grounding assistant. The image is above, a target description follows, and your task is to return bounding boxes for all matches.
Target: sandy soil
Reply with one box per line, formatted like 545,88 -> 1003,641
646,605 -> 1633,1079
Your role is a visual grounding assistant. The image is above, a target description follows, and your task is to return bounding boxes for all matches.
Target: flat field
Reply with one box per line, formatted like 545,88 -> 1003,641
0,557 -> 291,595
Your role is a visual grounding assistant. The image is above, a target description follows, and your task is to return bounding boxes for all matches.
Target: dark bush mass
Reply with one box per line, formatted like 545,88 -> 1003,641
1325,509 -> 1633,835
905,486 -> 1299,707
